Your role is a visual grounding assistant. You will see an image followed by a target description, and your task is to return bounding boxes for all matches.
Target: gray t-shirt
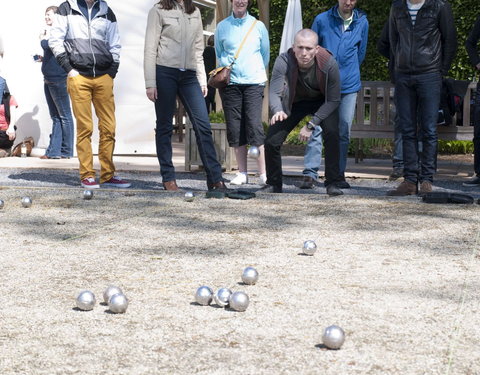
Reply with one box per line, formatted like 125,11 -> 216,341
294,64 -> 324,102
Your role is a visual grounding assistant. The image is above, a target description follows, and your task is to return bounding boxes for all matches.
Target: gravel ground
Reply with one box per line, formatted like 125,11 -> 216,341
0,168 -> 479,374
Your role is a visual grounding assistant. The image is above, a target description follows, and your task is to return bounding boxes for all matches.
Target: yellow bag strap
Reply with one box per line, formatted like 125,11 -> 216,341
233,20 -> 258,61
209,19 -> 258,76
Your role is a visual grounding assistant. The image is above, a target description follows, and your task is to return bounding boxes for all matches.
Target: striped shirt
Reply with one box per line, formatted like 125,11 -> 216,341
407,0 -> 425,26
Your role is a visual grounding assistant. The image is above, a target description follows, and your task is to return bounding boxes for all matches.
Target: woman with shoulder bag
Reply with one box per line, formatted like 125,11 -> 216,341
214,0 -> 270,185
144,0 -> 226,191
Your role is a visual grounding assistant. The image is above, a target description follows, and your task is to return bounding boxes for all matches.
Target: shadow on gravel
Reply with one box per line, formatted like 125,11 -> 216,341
9,172 -> 79,186
125,179 -> 163,190
71,307 -> 92,312
314,344 -> 337,351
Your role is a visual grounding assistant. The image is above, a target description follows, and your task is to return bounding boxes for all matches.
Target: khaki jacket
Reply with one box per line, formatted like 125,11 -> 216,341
144,4 -> 206,88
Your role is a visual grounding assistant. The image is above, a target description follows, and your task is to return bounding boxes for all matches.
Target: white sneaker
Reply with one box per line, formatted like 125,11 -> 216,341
230,173 -> 248,185
259,173 -> 267,186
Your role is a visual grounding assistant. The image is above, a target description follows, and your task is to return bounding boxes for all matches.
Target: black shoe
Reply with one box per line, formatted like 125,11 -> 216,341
389,168 -> 404,181
208,181 -> 230,191
259,184 -> 283,193
299,176 -> 315,189
336,180 -> 350,189
463,176 -> 480,187
326,184 -> 344,196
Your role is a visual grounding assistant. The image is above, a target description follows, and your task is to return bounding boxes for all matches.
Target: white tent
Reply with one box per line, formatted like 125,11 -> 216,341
279,0 -> 303,54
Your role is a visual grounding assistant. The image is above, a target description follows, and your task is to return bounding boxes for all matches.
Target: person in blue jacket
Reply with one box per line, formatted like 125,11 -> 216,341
299,0 -> 368,190
38,5 -> 74,159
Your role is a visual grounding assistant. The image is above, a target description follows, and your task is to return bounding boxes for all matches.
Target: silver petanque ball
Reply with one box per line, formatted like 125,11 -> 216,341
241,266 -> 259,285
83,190 -> 94,200
195,286 -> 213,306
0,199 -> 4,209
322,325 -> 345,350
108,293 -> 129,314
76,290 -> 96,311
21,196 -> 32,208
184,191 -> 195,202
229,291 -> 250,312
247,145 -> 260,159
302,240 -> 317,256
103,285 -> 123,304
213,288 -> 232,307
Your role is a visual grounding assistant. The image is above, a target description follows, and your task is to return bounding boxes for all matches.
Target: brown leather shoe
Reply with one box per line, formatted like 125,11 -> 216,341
299,176 -> 315,189
163,180 -> 179,191
419,181 -> 433,196
387,180 -> 417,196
208,181 -> 228,191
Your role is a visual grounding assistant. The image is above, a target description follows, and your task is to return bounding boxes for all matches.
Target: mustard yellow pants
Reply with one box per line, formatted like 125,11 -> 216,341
67,74 -> 116,183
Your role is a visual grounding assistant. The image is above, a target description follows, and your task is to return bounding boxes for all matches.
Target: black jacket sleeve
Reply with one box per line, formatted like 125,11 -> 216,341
466,15 -> 480,68
377,21 -> 390,59
438,1 -> 457,76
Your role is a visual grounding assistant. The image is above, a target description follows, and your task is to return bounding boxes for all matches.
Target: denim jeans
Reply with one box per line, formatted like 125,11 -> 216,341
303,92 -> 357,179
473,82 -> 480,176
265,100 -> 341,187
303,124 -> 323,179
392,100 -> 403,170
44,79 -> 74,158
392,102 -> 424,170
0,76 -> 5,97
395,71 -> 442,183
154,65 -> 223,185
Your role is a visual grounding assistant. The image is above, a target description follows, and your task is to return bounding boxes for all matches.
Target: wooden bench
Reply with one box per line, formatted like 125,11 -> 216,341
184,120 -> 237,172
351,81 -> 477,162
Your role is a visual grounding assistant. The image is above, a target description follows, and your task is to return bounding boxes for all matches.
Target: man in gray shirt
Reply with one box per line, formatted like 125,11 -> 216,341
264,29 -> 343,196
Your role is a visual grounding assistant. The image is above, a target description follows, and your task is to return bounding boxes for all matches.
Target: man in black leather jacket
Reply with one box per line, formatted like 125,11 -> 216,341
387,0 -> 457,196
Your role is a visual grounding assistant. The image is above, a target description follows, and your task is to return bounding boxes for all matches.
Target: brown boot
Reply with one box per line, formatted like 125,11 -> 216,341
419,181 -> 433,196
387,180 -> 417,196
163,180 -> 179,191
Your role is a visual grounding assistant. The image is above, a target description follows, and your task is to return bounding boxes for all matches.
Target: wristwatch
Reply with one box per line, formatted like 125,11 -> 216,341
306,121 -> 316,131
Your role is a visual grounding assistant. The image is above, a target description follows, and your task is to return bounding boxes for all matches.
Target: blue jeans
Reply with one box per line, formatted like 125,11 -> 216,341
0,76 -> 5,97
154,65 -> 223,185
392,101 -> 424,170
303,92 -> 357,179
44,79 -> 74,157
392,98 -> 403,169
395,71 -> 442,183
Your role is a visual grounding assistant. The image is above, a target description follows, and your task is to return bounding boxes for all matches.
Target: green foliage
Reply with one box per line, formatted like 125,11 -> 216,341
285,116 -> 311,145
347,138 -> 392,158
438,140 -> 474,154
269,0 -> 480,81
209,111 -> 225,123
342,138 -> 473,156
